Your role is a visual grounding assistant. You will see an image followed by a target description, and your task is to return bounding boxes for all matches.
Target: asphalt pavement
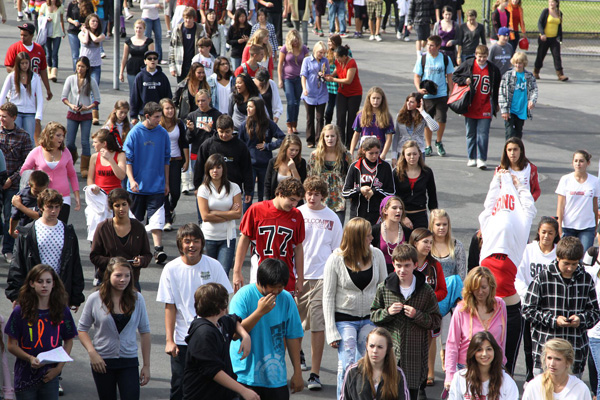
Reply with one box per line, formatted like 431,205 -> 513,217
0,6 -> 599,399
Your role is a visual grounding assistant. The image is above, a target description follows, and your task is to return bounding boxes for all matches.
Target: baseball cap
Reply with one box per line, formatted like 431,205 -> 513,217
18,23 -> 35,34
144,50 -> 159,60
498,27 -> 510,36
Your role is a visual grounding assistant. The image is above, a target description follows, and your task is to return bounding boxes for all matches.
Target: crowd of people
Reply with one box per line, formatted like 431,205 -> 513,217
0,0 -> 591,399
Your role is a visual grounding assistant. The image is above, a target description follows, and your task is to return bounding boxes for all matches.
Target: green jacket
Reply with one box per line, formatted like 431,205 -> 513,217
370,271 -> 442,390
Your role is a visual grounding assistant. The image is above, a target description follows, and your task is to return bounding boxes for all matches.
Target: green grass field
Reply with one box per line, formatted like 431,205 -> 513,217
461,0 -> 600,34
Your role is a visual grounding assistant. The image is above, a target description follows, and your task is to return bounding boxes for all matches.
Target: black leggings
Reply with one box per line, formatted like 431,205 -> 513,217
382,0 -> 399,31
244,385 -> 289,400
336,93 -> 362,148
325,92 -> 337,125
534,36 -> 563,71
305,103 -> 326,146
505,302 -> 524,376
522,317 -> 534,382
91,359 -> 140,400
165,158 -> 183,223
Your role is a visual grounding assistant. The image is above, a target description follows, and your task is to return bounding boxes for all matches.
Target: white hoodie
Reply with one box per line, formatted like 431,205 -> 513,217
479,172 -> 537,267
522,374 -> 592,400
448,369 -> 519,400
515,241 -> 557,303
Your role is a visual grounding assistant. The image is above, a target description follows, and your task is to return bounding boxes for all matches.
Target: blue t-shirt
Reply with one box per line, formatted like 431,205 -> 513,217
413,53 -> 455,99
229,284 -> 303,388
510,72 -> 528,120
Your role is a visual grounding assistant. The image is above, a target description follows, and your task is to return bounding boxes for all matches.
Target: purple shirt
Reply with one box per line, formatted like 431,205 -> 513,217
352,111 -> 395,148
5,306 -> 77,392
279,45 -> 309,80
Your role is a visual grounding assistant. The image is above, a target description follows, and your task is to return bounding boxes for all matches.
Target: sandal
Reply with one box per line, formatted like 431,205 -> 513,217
426,377 -> 435,386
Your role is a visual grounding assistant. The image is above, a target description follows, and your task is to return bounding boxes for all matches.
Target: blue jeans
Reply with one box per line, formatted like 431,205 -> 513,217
243,164 -> 267,213
16,113 -> 36,144
16,376 -> 59,400
465,117 -> 491,161
283,76 -> 302,123
562,226 -> 596,253
66,118 -> 92,156
144,18 -> 163,61
127,74 -> 136,94
335,319 -> 375,399
67,33 -> 80,72
205,239 -> 236,276
231,57 -> 242,71
0,188 -> 18,254
328,0 -> 347,34
90,66 -> 101,110
590,337 -> 600,397
44,36 -> 61,68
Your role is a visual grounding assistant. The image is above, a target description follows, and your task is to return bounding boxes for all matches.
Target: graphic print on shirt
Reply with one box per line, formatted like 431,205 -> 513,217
303,217 -> 336,231
529,262 -> 551,278
143,81 -> 164,90
258,225 -> 294,256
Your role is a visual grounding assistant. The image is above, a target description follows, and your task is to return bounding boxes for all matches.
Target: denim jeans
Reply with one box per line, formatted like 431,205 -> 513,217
205,238 -> 236,276
16,376 -> 59,400
504,114 -> 525,141
90,66 -> 101,110
0,188 -> 18,254
465,117 -> 491,161
67,33 -> 80,72
328,0 -> 347,34
243,164 -> 267,213
67,118 -> 93,156
590,337 -> 600,397
335,319 -> 375,399
562,226 -> 596,253
231,57 -> 242,71
16,113 -> 36,144
127,73 -> 136,94
283,76 -> 302,123
144,18 -> 163,61
44,36 -> 62,68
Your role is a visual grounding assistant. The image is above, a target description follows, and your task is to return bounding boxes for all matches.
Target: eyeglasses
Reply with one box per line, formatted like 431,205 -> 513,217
146,57 -> 158,61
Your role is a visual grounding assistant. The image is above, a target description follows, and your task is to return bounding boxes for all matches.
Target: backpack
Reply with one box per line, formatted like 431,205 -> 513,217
421,53 -> 450,76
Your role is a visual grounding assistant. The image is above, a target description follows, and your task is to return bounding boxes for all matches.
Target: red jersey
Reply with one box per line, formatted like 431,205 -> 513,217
464,62 -> 492,120
240,200 -> 305,292
5,41 -> 48,73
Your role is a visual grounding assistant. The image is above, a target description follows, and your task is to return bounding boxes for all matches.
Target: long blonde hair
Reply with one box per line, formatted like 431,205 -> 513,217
461,267 -> 498,316
310,124 -> 347,175
340,218 -> 372,272
541,339 -> 574,400
248,28 -> 273,62
429,209 -> 456,259
360,87 -> 392,130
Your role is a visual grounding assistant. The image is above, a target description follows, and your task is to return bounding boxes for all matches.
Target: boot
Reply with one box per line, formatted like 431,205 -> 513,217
51,67 -> 58,82
556,69 -> 569,81
80,155 -> 91,179
47,67 -> 55,82
286,122 -> 293,134
181,170 -> 190,194
533,68 -> 541,79
92,110 -> 100,125
69,147 -> 79,165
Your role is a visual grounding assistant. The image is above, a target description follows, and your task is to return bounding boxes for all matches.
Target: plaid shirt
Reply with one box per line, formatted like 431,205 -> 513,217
169,22 -> 206,77
499,68 -> 538,119
0,126 -> 33,190
523,261 -> 600,374
370,272 -> 441,390
199,0 -> 227,21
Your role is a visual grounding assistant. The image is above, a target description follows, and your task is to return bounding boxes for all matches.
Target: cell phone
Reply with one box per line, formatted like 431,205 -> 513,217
441,388 -> 449,399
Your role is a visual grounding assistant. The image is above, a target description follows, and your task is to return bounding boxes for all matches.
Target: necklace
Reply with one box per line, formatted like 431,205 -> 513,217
381,221 -> 403,257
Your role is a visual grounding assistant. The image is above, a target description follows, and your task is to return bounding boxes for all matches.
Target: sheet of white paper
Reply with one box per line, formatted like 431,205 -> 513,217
36,346 -> 73,365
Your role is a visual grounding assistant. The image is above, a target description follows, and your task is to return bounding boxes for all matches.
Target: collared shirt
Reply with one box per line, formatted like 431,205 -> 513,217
0,126 -> 33,190
300,55 -> 329,106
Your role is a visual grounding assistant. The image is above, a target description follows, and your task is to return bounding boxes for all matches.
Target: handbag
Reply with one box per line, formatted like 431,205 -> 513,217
36,16 -> 51,46
447,83 -> 472,115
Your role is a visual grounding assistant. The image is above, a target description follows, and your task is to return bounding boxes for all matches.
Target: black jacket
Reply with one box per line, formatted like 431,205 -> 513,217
452,57 -> 501,117
342,362 -> 410,400
264,157 -> 308,201
173,78 -> 198,119
130,66 -> 173,119
6,222 -> 85,306
193,134 -> 253,195
538,8 -> 563,42
491,8 -> 511,40
393,167 -> 438,213
185,108 -> 222,155
182,314 -> 241,400
407,0 -> 434,26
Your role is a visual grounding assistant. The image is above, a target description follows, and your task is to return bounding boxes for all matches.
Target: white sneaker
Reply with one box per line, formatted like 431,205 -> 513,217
125,9 -> 133,20
166,30 -> 172,37
477,159 -> 487,170
467,159 -> 476,167
100,52 -> 106,59
375,34 -> 382,42
404,36 -> 411,42
396,31 -> 402,40
369,34 -> 375,41
163,222 -> 173,232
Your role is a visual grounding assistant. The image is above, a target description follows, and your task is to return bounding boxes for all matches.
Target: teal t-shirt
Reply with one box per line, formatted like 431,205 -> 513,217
510,72 -> 528,120
229,284 -> 303,388
413,53 -> 455,99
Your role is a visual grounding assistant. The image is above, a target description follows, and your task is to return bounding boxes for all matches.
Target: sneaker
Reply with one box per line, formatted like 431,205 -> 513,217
369,34 -> 375,41
154,246 -> 167,264
339,32 -> 348,38
357,32 -> 364,38
353,31 -> 360,38
318,29 -> 324,37
100,52 -> 106,59
424,146 -> 433,157
396,31 -> 402,40
166,30 -> 172,37
125,11 -> 133,20
3,252 -> 12,263
58,383 -> 64,396
120,29 -> 127,38
375,34 -> 382,42
477,159 -> 487,170
300,350 -> 309,371
17,13 -> 23,21
435,141 -> 446,157
25,10 -> 32,20
404,36 -> 411,42
307,373 -> 322,390
467,159 -> 476,167
163,222 -> 173,232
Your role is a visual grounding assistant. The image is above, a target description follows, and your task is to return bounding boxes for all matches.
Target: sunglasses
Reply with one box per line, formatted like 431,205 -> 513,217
146,57 -> 158,61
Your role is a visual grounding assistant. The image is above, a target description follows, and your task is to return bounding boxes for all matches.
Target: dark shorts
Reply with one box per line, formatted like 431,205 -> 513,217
130,192 -> 165,224
415,23 -> 431,41
423,96 -> 449,123
314,0 -> 327,16
354,4 -> 367,20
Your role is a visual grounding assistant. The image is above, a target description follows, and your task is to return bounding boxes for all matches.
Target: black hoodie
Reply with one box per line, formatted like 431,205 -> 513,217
182,314 -> 241,400
130,66 -> 173,119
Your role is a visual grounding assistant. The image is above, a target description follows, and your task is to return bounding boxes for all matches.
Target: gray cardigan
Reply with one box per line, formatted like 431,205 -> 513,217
61,74 -> 101,115
78,291 -> 150,359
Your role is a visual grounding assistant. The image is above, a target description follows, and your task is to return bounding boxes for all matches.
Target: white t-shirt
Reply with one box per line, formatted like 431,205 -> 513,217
515,241 -> 556,302
156,256 -> 233,345
510,163 -> 531,193
449,369 -> 519,400
167,124 -> 182,158
191,54 -> 214,72
216,81 -> 231,115
298,205 -> 343,280
522,374 -> 592,400
400,276 -> 416,299
555,172 -> 599,230
35,220 -> 65,274
584,262 -> 600,339
197,182 -> 242,242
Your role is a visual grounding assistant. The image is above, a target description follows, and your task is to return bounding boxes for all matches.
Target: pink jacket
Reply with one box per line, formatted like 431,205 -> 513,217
21,146 -> 79,197
444,297 -> 507,384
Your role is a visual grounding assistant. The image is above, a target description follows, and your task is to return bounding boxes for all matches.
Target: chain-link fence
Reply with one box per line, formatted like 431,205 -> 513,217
463,0 -> 600,56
